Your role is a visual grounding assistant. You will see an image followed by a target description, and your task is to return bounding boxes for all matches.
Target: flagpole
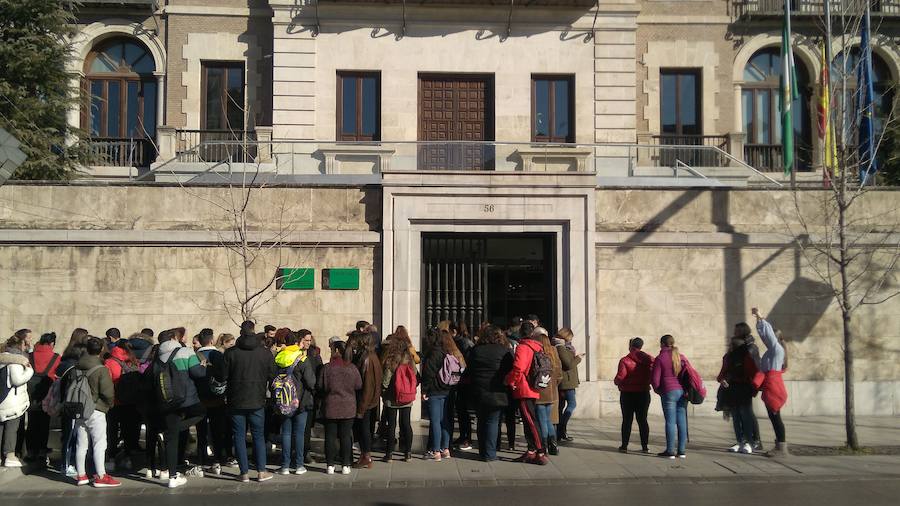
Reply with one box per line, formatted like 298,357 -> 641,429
823,0 -> 833,188
787,0 -> 797,188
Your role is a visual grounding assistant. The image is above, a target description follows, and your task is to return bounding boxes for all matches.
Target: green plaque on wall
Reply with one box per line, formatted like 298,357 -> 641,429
322,268 -> 359,290
277,268 -> 315,290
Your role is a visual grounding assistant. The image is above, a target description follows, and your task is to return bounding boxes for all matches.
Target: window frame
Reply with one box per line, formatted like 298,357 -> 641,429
336,71 -> 382,142
659,68 -> 703,137
201,61 -> 246,132
531,74 -> 575,143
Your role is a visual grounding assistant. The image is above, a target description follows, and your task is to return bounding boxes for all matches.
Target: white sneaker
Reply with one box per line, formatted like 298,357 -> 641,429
65,465 -> 78,477
341,466 -> 351,475
740,443 -> 753,454
144,468 -> 153,479
278,468 -> 291,475
294,466 -> 307,475
159,470 -> 170,481
168,474 -> 187,488
3,455 -> 22,468
210,463 -> 222,476
728,444 -> 741,452
185,465 -> 204,478
326,465 -> 335,475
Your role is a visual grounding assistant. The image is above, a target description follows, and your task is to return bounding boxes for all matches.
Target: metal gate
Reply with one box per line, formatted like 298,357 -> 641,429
422,237 -> 489,332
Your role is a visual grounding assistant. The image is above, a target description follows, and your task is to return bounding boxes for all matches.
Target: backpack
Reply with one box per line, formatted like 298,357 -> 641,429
111,358 -> 142,406
43,365 -> 74,417
61,365 -> 105,420
680,360 -> 707,405
0,366 -> 11,405
27,353 -> 59,404
152,355 -> 186,412
393,363 -> 418,405
527,347 -> 553,390
272,357 -> 302,416
438,354 -> 463,387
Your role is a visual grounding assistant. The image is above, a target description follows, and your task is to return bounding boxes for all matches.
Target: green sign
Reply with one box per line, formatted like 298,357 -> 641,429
277,268 -> 314,290
322,268 -> 359,290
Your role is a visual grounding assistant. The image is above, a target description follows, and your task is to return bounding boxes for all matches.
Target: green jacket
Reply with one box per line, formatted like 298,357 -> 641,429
76,354 -> 115,413
556,344 -> 581,390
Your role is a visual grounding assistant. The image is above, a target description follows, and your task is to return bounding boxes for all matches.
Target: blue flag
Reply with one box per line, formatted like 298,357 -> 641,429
858,6 -> 878,184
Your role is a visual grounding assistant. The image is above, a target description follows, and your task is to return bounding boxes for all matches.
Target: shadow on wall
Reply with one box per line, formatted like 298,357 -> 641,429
767,276 -> 834,343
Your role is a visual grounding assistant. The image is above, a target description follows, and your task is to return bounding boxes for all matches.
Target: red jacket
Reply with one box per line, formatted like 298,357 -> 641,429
614,349 -> 653,392
504,339 -> 542,400
30,344 -> 61,381
104,346 -> 133,384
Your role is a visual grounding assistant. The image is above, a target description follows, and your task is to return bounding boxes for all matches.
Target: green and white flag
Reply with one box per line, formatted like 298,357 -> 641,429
780,1 -> 800,175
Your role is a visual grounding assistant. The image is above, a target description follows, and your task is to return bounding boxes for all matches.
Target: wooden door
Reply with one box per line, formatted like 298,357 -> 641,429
419,75 -> 494,170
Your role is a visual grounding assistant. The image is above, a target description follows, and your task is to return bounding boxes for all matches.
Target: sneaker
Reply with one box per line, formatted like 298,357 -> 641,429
678,453 -> 686,459
209,463 -> 222,476
657,451 -> 676,459
753,440 -> 764,452
185,465 -> 204,478
534,453 -> 549,466
75,475 -> 90,486
278,467 -> 291,475
294,466 -> 307,475
239,474 -> 250,483
144,468 -> 154,480
257,471 -> 273,482
640,447 -> 651,454
65,465 -> 78,477
3,456 -> 22,468
728,444 -> 741,453
93,474 -> 122,488
226,458 -> 239,467
740,443 -> 753,454
559,435 -> 574,443
168,474 -> 187,489
423,451 -> 441,462
617,446 -> 628,453
341,466 -> 351,475
159,470 -> 170,481
441,449 -> 451,459
457,440 -> 473,451
514,451 -> 534,463
326,465 -> 335,475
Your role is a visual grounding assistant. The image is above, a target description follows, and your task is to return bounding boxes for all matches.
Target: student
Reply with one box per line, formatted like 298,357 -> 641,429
379,335 -> 416,462
535,329 -> 562,455
301,331 -> 324,465
350,332 -> 382,469
614,337 -> 653,453
25,332 -> 60,465
155,328 -> 207,488
752,308 -> 789,457
274,331 -> 316,475
718,323 -> 761,454
504,326 -> 548,465
104,341 -> 142,471
421,329 -> 464,461
0,333 -> 34,468
465,325 -> 512,462
216,333 -> 236,352
221,321 -> 276,483
319,340 -> 361,475
555,328 -> 582,443
195,329 -> 228,475
650,335 -> 691,459
64,337 -> 120,487
57,328 -> 90,476
444,321 -> 474,450
104,328 -> 121,352
501,320 -> 533,451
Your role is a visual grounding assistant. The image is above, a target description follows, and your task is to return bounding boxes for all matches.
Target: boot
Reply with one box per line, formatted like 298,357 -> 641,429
765,442 -> 789,458
353,453 -> 373,468
547,437 -> 559,456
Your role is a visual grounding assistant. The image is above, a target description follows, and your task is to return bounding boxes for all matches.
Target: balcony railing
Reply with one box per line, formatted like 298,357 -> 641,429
87,137 -> 155,167
638,134 -> 731,168
733,0 -> 900,17
175,129 -> 258,164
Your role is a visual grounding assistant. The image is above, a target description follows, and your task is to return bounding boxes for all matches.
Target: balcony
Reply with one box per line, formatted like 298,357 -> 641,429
733,0 -> 900,18
86,137 -> 155,174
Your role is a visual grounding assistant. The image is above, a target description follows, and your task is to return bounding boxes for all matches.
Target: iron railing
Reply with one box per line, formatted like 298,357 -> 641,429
87,137 -> 154,167
175,129 -> 258,164
638,134 -> 730,168
733,0 -> 900,17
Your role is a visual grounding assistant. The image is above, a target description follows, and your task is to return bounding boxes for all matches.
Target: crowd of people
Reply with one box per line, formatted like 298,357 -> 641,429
0,309 -> 789,490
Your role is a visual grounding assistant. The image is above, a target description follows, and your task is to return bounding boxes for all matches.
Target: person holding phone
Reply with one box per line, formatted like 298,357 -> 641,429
752,307 -> 790,457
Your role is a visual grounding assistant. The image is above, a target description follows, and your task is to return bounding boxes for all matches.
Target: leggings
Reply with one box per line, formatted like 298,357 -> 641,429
353,408 -> 374,454
620,391 -> 650,448
518,398 -> 544,455
163,404 -> 206,476
324,418 -> 354,467
383,406 -> 412,455
767,408 -> 786,443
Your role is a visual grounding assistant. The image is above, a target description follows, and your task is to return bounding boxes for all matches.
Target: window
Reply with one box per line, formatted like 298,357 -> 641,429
532,75 -> 574,142
832,48 -> 894,138
660,69 -> 701,138
83,37 -> 157,139
337,72 -> 380,141
202,62 -> 245,131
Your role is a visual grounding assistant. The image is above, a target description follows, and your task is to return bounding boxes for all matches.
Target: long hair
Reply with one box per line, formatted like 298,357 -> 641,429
556,327 -> 574,342
776,329 -> 789,370
540,334 -> 561,372
381,337 -> 412,373
3,333 -> 27,352
63,328 -> 90,357
733,322 -> 752,341
660,334 -> 681,375
440,329 -> 466,368
477,325 -> 508,347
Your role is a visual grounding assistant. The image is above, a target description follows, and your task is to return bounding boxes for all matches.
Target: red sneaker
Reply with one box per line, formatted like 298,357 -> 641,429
92,474 -> 122,488
75,475 -> 90,486
534,453 -> 549,466
514,451 -> 535,463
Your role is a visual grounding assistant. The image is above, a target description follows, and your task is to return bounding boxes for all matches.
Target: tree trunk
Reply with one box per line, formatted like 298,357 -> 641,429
837,183 -> 859,450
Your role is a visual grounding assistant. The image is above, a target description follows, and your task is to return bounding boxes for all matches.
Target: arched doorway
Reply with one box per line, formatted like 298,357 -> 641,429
832,47 -> 895,147
741,47 -> 813,172
83,37 -> 157,167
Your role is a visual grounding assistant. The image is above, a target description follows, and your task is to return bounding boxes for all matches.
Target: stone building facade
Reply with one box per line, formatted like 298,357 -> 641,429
3,1 -> 899,417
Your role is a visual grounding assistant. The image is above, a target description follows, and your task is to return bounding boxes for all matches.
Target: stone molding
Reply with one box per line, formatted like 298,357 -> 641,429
642,40 -> 719,136
595,231 -> 900,247
69,19 -> 167,74
0,229 -> 380,246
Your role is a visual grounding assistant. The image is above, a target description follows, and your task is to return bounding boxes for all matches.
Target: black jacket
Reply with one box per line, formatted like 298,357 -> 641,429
464,343 -> 513,410
221,334 -> 275,410
293,357 -> 317,411
421,349 -> 449,397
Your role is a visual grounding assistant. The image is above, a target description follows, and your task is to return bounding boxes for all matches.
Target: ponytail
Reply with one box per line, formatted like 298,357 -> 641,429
660,334 -> 681,375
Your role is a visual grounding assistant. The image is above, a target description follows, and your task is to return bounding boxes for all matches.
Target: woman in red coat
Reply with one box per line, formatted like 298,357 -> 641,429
504,326 -> 547,465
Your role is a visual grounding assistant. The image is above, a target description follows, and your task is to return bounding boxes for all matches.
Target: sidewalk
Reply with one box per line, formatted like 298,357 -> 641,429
1,415 -> 898,497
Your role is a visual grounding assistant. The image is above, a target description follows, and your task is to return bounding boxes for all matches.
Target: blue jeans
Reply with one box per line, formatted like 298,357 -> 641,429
426,395 -> 451,452
230,408 -> 266,475
661,389 -> 687,454
281,410 -> 308,469
476,408 -> 502,461
535,403 -> 557,440
558,389 -> 576,437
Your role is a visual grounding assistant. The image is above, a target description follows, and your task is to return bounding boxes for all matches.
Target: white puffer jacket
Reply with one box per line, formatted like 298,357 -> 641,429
0,353 -> 34,422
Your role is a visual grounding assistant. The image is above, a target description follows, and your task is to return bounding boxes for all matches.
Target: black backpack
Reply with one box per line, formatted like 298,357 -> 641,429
27,353 -> 59,403
152,355 -> 186,412
527,347 -> 553,390
111,358 -> 142,406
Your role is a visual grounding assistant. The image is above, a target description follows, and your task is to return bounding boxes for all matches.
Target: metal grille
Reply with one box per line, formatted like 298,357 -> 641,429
422,237 -> 489,331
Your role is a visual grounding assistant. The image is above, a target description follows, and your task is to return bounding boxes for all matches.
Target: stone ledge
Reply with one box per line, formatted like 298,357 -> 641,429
0,229 -> 381,246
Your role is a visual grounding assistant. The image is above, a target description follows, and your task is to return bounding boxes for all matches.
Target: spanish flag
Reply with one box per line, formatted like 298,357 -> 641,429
818,43 -> 838,186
